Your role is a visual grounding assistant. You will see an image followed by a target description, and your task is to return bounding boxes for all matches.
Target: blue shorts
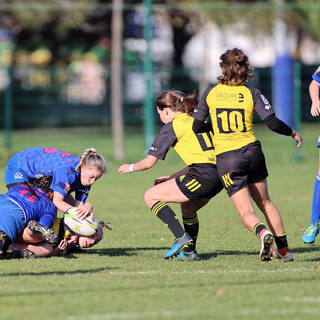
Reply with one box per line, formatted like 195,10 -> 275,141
4,154 -> 28,187
317,133 -> 320,147
0,195 -> 26,242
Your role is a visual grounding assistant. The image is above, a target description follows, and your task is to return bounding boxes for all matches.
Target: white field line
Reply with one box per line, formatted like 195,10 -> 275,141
67,306 -> 320,320
108,267 -> 315,276
67,310 -> 199,320
283,296 -> 320,303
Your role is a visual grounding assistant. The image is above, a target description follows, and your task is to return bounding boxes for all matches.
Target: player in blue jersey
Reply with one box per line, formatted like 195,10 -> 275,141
303,66 -> 320,243
5,147 -> 106,219
0,177 -> 58,259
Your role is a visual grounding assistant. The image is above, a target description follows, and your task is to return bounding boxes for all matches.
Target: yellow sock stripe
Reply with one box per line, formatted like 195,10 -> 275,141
190,183 -> 202,192
183,215 -> 199,225
152,203 -> 167,215
275,232 -> 287,238
184,216 -> 199,223
152,202 -> 167,214
253,222 -> 265,236
185,179 -> 196,187
152,201 -> 167,211
151,201 -> 167,215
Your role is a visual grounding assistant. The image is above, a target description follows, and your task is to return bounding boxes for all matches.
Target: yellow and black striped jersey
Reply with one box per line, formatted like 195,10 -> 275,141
147,113 -> 216,165
193,84 -> 275,155
50,217 -> 72,250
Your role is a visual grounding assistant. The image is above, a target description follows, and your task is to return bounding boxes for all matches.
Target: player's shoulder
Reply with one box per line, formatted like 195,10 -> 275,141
203,83 -> 219,97
247,86 -> 261,95
55,164 -> 77,174
158,121 -> 174,135
312,66 -> 320,83
313,66 -> 320,74
172,113 -> 193,132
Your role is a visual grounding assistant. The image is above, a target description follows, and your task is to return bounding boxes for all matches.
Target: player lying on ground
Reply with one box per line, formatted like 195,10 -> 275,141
5,147 -> 106,219
118,90 -> 223,260
11,217 -> 105,257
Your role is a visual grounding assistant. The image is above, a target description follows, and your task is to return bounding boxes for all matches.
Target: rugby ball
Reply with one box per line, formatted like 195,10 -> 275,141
64,207 -> 99,236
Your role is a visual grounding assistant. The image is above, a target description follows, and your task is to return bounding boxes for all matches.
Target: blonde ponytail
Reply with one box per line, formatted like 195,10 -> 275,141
76,148 -> 106,173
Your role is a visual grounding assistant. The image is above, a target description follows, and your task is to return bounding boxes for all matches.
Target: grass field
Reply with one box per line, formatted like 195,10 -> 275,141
0,123 -> 320,320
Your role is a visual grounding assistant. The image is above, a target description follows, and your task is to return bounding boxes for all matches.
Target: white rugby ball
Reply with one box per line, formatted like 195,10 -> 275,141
64,207 -> 99,236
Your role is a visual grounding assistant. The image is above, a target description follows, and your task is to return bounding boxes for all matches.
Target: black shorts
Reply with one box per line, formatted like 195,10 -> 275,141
216,141 -> 268,197
175,163 -> 223,200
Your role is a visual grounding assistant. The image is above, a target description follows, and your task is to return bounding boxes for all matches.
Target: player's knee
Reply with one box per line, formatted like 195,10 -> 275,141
144,189 -> 153,208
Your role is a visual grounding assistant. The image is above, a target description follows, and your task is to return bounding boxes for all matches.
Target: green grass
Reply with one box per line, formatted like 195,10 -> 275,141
0,123 -> 320,320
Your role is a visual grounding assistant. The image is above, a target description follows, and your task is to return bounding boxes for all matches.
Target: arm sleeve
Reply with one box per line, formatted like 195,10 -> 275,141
192,86 -> 213,121
250,87 -> 275,120
147,123 -> 177,160
263,114 -> 292,136
250,87 -> 292,136
312,66 -> 320,83
39,202 -> 57,228
192,119 -> 213,134
50,168 -> 71,197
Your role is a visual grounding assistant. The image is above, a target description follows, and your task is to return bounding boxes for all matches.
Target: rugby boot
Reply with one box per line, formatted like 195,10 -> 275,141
260,230 -> 274,262
176,249 -> 200,260
6,248 -> 36,259
0,231 -> 11,259
28,221 -> 59,244
302,224 -> 319,244
164,232 -> 193,259
273,247 -> 294,262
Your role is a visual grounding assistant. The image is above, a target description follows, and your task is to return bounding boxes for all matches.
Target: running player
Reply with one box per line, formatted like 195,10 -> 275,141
4,147 -> 106,219
302,66 -> 320,243
118,90 -> 223,259
193,48 -> 302,262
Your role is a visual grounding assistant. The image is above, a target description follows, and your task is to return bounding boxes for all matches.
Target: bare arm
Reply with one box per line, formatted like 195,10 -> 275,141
310,80 -> 320,117
53,191 -> 73,213
118,155 -> 158,175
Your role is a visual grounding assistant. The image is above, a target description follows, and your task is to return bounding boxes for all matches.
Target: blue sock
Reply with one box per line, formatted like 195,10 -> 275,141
310,174 -> 320,226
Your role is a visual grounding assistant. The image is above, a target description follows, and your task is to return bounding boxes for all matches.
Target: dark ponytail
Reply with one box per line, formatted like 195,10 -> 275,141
155,90 -> 197,115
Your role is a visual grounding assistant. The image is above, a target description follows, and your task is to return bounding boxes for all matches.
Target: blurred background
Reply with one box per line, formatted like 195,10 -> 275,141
0,0 -> 320,160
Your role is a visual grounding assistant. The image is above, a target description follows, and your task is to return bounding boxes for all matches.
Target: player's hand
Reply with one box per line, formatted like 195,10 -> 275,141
311,102 -> 320,117
66,235 -> 78,247
75,203 -> 92,220
118,164 -> 131,175
154,176 -> 170,185
291,129 -> 302,147
58,238 -> 68,251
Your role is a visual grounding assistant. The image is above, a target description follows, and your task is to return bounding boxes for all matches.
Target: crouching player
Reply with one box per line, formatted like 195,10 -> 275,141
0,178 -> 58,259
